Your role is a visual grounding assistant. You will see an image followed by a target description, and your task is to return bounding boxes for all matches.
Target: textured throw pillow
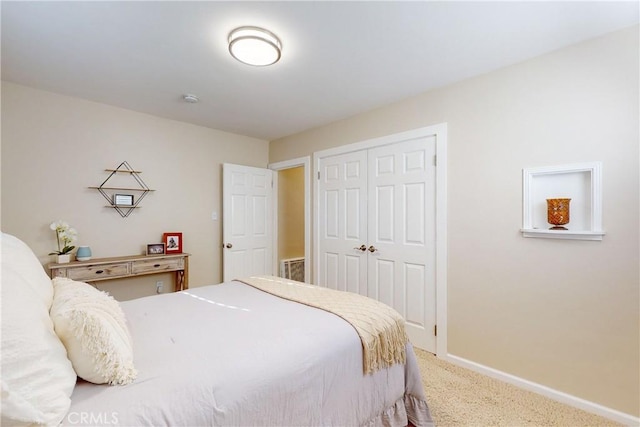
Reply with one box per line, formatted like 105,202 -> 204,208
0,232 -> 77,426
50,277 -> 137,385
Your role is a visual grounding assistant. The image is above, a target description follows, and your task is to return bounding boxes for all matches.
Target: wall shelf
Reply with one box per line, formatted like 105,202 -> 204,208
105,169 -> 143,173
89,186 -> 155,191
521,162 -> 604,241
520,228 -> 605,241
91,161 -> 154,218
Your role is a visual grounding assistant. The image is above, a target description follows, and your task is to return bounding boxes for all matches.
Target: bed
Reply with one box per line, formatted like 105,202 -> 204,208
1,232 -> 433,426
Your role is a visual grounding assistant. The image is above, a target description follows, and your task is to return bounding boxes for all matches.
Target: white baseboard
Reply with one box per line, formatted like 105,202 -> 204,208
445,353 -> 640,426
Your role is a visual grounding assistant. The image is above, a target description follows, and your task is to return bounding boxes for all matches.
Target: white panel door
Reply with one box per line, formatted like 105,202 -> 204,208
316,135 -> 437,354
318,150 -> 368,295
367,136 -> 436,352
223,163 -> 273,282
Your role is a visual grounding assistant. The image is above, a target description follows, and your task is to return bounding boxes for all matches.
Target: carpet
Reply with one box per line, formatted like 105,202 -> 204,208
413,348 -> 622,426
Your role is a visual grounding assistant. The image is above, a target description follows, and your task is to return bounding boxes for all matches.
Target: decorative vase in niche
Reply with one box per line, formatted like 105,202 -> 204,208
57,254 -> 71,264
76,246 -> 92,261
547,198 -> 571,230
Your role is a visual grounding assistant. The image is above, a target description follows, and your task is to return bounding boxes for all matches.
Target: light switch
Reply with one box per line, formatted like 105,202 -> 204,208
211,211 -> 218,221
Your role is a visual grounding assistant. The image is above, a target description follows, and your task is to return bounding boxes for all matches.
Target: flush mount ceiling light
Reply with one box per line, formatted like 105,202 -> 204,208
228,26 -> 282,66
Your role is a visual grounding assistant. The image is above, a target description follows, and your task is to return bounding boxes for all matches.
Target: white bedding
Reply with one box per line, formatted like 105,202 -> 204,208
65,280 -> 433,426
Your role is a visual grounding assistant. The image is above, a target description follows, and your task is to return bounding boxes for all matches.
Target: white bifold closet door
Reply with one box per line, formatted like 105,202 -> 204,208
318,136 -> 436,352
318,150 -> 368,295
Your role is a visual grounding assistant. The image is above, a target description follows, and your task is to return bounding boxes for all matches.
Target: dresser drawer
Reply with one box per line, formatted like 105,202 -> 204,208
131,257 -> 183,274
66,263 -> 130,281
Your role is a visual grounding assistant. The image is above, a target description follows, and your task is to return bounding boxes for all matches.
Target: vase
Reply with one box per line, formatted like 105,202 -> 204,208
76,246 -> 92,261
57,254 -> 71,264
547,198 -> 571,230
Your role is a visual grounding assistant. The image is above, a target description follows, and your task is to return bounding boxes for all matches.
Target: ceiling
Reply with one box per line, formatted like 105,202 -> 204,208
2,1 -> 638,141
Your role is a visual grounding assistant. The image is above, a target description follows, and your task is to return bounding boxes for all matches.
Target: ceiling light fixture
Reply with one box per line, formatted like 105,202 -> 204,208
228,26 -> 282,67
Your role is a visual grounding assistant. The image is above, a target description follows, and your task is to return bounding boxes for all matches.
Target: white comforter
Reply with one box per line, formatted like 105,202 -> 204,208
65,281 -> 433,426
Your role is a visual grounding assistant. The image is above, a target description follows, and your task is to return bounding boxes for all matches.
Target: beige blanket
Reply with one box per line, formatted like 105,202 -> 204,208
237,275 -> 408,374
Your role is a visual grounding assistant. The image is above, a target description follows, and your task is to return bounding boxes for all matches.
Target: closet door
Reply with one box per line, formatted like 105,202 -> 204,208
318,150 -> 368,295
316,134 -> 437,353
367,136 -> 436,351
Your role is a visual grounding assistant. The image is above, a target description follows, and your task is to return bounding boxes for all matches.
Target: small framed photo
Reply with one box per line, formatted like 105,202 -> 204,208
146,243 -> 166,255
114,194 -> 134,206
163,232 -> 183,253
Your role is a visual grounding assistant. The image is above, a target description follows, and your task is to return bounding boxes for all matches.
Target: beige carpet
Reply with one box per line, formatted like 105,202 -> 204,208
414,348 -> 622,427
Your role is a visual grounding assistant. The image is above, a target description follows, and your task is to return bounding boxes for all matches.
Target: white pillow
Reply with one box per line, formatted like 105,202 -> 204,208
50,277 -> 137,385
0,232 -> 77,426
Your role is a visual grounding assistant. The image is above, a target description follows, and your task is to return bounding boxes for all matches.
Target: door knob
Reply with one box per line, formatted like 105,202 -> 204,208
225,243 -> 233,249
353,244 -> 367,252
368,245 -> 378,253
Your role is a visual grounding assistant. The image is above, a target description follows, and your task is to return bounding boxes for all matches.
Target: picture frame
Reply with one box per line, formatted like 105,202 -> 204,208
163,232 -> 183,253
146,243 -> 166,255
114,193 -> 134,206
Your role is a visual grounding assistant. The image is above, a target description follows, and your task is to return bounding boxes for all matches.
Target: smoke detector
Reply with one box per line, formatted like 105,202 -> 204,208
183,94 -> 199,103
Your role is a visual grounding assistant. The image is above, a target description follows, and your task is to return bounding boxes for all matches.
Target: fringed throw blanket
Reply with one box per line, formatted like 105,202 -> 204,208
237,275 -> 408,374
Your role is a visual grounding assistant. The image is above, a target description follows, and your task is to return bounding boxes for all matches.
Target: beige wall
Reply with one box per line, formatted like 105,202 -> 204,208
270,27 -> 639,417
1,82 -> 269,300
277,166 -> 305,262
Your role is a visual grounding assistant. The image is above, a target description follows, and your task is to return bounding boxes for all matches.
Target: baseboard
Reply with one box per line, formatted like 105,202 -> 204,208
445,353 -> 640,426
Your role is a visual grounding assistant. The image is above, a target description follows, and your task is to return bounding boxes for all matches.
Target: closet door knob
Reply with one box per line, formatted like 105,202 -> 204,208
225,243 -> 233,249
368,245 -> 378,253
353,244 -> 367,252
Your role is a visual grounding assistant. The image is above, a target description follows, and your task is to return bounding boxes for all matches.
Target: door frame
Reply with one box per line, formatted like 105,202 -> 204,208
268,156 -> 312,283
312,123 -> 448,357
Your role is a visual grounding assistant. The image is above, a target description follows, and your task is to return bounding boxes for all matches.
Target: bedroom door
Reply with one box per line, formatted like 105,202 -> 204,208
222,163 -> 274,282
317,136 -> 437,353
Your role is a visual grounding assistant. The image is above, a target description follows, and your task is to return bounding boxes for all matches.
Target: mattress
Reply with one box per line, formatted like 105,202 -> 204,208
64,280 -> 433,426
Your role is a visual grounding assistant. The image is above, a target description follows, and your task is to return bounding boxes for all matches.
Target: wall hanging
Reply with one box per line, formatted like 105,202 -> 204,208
90,161 -> 154,218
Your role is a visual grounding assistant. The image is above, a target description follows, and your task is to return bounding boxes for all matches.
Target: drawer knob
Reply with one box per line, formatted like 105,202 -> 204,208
154,264 -> 161,268
95,270 -> 104,274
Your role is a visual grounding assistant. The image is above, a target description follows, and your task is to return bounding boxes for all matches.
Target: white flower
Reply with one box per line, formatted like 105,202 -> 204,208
49,220 -> 78,255
50,220 -> 69,233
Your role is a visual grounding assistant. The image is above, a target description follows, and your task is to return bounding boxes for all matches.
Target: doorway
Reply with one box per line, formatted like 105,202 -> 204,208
269,157 -> 311,283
